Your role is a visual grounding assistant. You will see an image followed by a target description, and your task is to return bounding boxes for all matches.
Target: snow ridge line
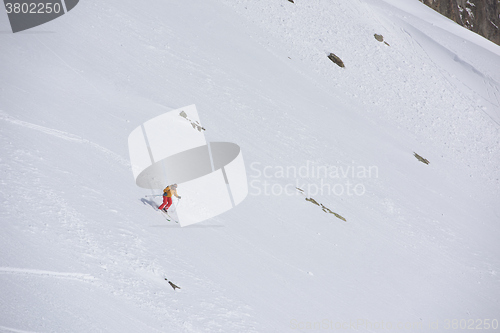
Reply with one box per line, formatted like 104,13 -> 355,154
0,111 -> 130,168
0,267 -> 96,281
0,325 -> 39,333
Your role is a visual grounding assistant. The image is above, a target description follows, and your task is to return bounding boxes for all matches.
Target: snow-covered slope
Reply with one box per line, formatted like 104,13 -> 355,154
1,0 -> 499,332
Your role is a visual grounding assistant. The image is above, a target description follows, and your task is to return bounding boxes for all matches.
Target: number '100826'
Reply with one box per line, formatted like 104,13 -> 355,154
5,3 -> 62,14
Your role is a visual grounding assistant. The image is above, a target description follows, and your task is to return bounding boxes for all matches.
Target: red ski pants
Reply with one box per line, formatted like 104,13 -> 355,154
158,196 -> 172,210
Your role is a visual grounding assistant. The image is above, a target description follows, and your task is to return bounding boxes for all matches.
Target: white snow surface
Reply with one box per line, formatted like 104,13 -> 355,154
1,0 -> 499,332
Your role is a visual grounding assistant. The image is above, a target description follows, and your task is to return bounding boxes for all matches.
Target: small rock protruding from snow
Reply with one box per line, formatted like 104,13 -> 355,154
327,53 -> 345,68
374,34 -> 384,42
165,278 -> 181,290
297,187 -> 347,221
374,34 -> 390,46
414,152 -> 430,165
179,110 -> 206,132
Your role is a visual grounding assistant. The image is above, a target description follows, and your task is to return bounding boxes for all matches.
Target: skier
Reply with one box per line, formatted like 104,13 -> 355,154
159,184 -> 181,212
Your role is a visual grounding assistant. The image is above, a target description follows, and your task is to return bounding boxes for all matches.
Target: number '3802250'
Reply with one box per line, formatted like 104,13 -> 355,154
5,2 -> 62,14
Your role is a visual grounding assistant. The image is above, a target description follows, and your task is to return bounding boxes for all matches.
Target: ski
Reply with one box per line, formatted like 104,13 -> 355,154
157,205 -> 178,223
159,209 -> 172,221
164,211 -> 179,224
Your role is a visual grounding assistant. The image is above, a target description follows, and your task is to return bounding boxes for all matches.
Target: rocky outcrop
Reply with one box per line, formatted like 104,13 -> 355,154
419,0 -> 500,45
